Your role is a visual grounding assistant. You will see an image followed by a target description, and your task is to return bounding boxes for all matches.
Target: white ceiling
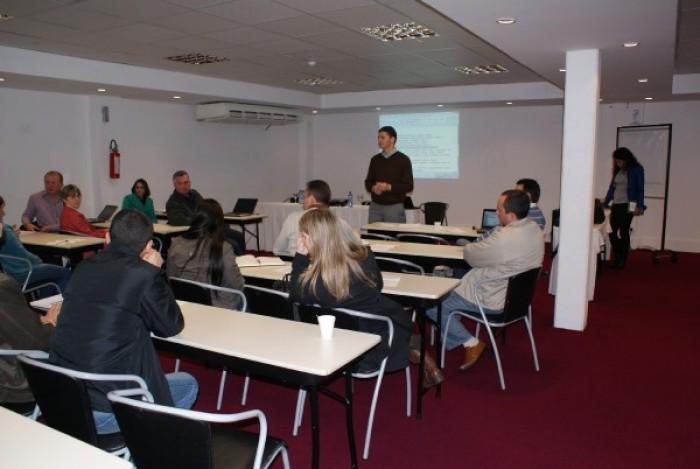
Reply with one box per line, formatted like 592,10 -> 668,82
0,0 -> 697,106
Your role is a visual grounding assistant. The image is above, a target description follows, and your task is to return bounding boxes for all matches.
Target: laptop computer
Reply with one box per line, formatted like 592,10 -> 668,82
88,205 -> 118,223
478,209 -> 499,233
227,198 -> 258,217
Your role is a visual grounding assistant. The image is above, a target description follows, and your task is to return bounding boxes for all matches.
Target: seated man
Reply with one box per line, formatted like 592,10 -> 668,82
22,170 -> 64,232
166,170 -> 245,254
50,209 -> 198,434
0,270 -> 60,413
427,190 -> 544,370
273,179 -> 331,257
515,178 -> 546,230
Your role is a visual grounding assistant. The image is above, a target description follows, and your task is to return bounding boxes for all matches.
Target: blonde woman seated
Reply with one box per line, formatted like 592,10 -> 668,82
290,209 -> 443,386
167,199 -> 244,309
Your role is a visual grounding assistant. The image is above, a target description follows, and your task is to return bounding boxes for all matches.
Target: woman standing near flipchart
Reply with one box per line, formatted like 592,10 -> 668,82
604,147 -> 645,269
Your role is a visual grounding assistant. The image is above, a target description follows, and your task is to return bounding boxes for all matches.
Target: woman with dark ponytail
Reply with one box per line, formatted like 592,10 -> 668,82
604,147 -> 645,268
167,199 -> 244,308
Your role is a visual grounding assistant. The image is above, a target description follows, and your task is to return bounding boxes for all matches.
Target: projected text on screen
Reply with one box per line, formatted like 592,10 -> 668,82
379,112 -> 459,179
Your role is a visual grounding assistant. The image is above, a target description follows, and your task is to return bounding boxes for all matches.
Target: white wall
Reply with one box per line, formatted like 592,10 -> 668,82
0,87 -> 304,225
308,106 -> 564,232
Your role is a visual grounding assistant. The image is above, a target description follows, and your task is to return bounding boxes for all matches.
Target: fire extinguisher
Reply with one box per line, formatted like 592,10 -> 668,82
109,139 -> 120,179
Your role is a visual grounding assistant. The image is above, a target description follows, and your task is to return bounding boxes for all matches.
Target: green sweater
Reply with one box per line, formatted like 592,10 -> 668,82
121,193 -> 157,222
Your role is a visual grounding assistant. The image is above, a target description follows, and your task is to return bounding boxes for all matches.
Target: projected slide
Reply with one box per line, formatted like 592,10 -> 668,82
379,112 -> 459,179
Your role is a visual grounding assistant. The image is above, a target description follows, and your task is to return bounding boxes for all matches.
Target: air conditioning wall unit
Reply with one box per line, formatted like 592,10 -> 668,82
195,102 -> 301,125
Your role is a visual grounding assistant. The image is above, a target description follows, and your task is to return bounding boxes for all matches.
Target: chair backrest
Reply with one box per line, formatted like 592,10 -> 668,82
17,355 -> 149,444
361,233 -> 398,241
108,389 -> 271,469
374,256 -> 424,275
421,202 -> 449,225
244,285 -> 294,320
169,277 -> 247,311
502,268 -> 541,322
151,236 -> 163,253
396,233 -> 449,245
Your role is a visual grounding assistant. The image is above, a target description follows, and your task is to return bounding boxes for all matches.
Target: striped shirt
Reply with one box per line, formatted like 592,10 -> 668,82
528,204 -> 546,230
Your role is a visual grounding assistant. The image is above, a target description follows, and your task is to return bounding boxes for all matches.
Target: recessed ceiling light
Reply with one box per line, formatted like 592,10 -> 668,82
295,76 -> 343,86
172,96 -> 182,99
0,77 -> 5,82
506,101 -> 513,105
307,60 -> 316,67
97,88 -> 106,92
559,68 -> 566,72
497,17 -> 516,25
454,64 -> 508,75
0,13 -> 14,22
311,110 -> 318,114
436,104 -> 444,108
644,97 -> 653,101
599,98 -> 603,102
375,107 -> 381,111
361,22 -> 438,42
623,41 -> 639,48
638,78 -> 648,83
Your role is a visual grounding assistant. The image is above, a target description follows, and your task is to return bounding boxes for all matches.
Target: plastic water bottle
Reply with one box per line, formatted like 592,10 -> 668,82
298,190 -> 305,204
347,191 -> 353,207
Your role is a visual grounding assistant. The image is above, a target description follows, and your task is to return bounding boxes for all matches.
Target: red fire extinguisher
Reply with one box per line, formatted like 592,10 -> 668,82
109,139 -> 120,179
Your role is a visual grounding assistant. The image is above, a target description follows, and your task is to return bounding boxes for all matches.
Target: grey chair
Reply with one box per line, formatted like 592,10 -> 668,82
0,254 -> 62,298
360,232 -> 399,241
17,354 -> 151,459
293,305 -> 411,460
169,277 -> 247,410
0,349 -> 47,419
374,256 -> 425,275
440,268 -> 541,390
396,233 -> 449,245
108,388 -> 290,469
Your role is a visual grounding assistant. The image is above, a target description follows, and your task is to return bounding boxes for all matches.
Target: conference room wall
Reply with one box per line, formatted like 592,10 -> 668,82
307,106 -> 564,234
0,88 -> 94,225
0,87 -> 304,224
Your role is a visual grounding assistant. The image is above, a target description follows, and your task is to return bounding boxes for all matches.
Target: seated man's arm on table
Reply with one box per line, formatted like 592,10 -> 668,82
139,269 -> 185,337
463,228 -> 509,268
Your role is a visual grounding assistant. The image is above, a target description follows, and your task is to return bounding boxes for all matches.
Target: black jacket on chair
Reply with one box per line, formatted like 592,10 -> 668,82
50,242 -> 184,412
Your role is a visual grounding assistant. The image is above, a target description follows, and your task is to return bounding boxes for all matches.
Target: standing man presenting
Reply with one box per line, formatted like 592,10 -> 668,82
364,126 -> 414,223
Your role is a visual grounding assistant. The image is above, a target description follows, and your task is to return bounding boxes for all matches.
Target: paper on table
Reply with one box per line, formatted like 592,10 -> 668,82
30,294 -> 64,311
370,244 -> 395,252
275,266 -> 292,274
237,255 -> 285,267
381,274 -> 400,287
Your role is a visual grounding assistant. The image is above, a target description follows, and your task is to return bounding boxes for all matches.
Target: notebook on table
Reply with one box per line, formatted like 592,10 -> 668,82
226,198 -> 258,217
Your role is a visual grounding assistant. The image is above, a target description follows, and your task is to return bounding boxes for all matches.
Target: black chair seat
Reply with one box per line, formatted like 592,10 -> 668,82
1,400 -> 36,416
96,432 -> 127,453
455,308 -> 506,324
212,425 -> 286,469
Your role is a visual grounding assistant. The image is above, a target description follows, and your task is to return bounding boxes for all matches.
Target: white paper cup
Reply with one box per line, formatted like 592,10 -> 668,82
434,221 -> 441,227
318,315 -> 335,340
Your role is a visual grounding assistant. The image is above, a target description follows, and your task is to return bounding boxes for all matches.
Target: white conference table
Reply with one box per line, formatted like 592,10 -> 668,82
240,262 -> 460,418
255,202 -> 423,252
93,220 -> 189,236
0,407 -> 131,469
363,238 -> 467,272
363,222 -> 479,242
548,224 -> 608,301
155,301 -> 379,469
19,231 -> 104,264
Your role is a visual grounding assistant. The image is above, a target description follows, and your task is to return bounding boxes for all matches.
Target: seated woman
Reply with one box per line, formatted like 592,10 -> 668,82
289,209 -> 442,385
59,185 -> 107,238
0,196 -> 70,293
167,199 -> 244,309
122,178 -> 157,222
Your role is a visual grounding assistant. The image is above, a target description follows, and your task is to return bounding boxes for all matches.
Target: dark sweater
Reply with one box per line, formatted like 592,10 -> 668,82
0,274 -> 52,404
289,251 -> 411,372
166,189 -> 204,226
364,151 -> 414,205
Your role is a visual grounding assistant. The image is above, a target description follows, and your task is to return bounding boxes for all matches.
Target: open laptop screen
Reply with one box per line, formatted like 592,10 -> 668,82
481,209 -> 499,230
231,198 -> 258,215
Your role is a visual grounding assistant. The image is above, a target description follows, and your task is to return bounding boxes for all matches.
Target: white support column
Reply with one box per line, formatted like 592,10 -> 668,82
554,49 -> 600,331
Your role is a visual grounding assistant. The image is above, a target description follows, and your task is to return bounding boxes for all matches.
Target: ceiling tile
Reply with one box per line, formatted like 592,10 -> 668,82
251,38 -> 322,54
284,48 -> 354,61
256,14 -> 344,38
0,0 -> 64,18
201,0 -> 303,25
164,0 -> 232,8
152,34 -> 233,52
274,0 -> 376,14
303,30 -> 397,56
147,11 -> 240,35
203,26 -> 286,44
78,0 -> 190,21
99,23 -> 186,44
28,5 -> 130,32
412,47 -> 490,66
0,30 -> 43,47
317,4 -> 412,30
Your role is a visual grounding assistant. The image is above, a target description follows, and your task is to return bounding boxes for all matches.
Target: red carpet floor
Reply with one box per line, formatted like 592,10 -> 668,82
163,251 -> 700,468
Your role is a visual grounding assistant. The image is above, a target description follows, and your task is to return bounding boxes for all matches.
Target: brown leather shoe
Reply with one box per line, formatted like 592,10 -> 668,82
408,348 -> 421,365
422,353 -> 444,388
459,340 -> 487,371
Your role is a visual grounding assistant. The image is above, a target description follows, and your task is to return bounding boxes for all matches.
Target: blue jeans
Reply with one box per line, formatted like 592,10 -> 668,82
426,291 -> 502,350
93,372 -> 198,434
368,202 -> 406,223
12,264 -> 70,295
